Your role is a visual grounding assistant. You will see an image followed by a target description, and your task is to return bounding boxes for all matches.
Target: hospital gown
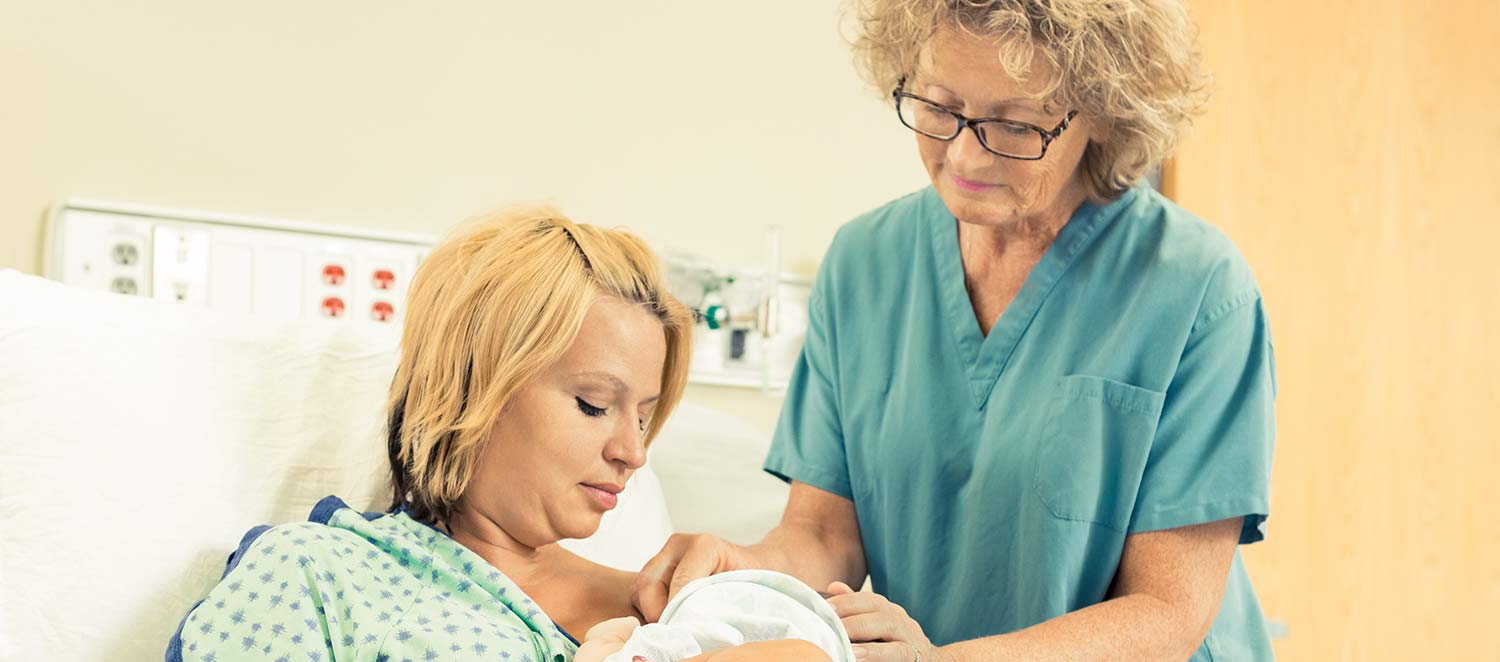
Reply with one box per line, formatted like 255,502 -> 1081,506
166,496 -> 579,662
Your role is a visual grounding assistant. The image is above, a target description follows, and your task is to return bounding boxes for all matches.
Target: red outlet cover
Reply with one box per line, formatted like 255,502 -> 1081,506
372,269 -> 396,290
321,297 -> 346,318
322,264 -> 346,285
371,301 -> 395,322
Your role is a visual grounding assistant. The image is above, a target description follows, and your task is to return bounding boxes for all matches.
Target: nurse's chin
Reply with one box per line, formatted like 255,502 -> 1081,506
940,198 -> 1023,228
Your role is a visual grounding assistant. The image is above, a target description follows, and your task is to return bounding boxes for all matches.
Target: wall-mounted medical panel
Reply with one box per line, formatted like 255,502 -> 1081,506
44,198 -> 810,391
44,199 -> 434,326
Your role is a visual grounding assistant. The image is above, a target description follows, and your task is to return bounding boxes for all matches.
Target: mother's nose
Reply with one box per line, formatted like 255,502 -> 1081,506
603,418 -> 647,469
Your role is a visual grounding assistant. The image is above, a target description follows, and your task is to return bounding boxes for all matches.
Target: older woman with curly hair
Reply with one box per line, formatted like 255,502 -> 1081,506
635,1 -> 1276,660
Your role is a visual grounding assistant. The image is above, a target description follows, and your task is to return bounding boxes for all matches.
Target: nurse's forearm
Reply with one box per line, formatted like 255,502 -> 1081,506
744,481 -> 867,591
936,593 -> 1210,662
749,519 -> 866,590
938,519 -> 1241,662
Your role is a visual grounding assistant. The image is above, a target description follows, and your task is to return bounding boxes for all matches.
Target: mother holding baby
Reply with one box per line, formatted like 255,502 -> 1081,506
635,1 -> 1277,660
169,209 -> 837,662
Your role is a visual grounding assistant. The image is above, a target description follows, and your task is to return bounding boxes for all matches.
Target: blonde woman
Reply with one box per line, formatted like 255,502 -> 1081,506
167,208 -> 828,662
635,1 -> 1277,661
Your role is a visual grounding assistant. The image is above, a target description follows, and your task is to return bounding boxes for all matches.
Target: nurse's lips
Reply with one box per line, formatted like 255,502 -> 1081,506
581,482 -> 622,510
951,174 -> 1001,192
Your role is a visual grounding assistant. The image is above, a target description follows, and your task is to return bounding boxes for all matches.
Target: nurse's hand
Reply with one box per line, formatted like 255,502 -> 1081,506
825,582 -> 944,662
632,533 -> 758,622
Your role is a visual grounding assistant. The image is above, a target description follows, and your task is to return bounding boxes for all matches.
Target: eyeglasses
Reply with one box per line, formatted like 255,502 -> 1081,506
892,79 -> 1078,161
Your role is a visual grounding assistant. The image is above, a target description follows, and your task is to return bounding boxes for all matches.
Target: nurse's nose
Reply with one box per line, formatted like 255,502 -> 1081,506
947,123 -> 1000,170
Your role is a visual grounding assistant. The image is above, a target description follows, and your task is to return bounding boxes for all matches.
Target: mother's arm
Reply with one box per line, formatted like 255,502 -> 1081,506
837,517 -> 1243,662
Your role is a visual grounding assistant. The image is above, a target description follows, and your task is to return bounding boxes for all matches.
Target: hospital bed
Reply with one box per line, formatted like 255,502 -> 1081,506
0,268 -> 789,661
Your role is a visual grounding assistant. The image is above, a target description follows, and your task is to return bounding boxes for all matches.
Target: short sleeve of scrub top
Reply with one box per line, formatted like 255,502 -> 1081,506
1130,283 -> 1277,543
763,184 -> 1277,661
762,250 -> 852,501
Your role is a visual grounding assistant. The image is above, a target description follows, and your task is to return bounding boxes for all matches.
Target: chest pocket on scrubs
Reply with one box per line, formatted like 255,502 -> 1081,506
1034,374 -> 1166,531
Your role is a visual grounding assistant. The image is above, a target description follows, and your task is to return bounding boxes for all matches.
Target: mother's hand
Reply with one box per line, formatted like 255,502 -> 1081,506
631,532 -> 758,622
825,582 -> 943,662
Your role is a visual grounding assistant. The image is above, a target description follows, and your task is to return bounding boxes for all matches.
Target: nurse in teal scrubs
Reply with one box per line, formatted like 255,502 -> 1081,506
635,1 -> 1276,660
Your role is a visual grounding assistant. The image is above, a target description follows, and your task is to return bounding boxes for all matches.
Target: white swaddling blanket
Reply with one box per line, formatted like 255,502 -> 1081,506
605,570 -> 856,662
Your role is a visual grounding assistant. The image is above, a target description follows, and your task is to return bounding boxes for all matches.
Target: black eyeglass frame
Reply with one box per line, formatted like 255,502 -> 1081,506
892,78 -> 1078,161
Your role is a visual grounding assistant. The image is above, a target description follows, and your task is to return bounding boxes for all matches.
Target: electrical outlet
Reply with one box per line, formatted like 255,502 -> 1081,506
109,235 -> 149,297
151,226 -> 211,305
320,296 -> 347,319
110,241 -> 140,266
50,200 -> 434,322
353,257 -> 404,324
370,267 -> 396,291
370,300 -> 395,322
51,209 -> 151,294
109,276 -> 139,295
309,254 -> 354,320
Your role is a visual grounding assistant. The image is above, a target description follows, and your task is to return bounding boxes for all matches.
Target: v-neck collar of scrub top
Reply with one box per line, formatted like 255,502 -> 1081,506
927,186 -> 1140,409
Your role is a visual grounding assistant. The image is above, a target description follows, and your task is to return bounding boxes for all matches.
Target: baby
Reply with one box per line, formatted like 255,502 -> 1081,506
574,571 -> 854,662
576,616 -> 648,662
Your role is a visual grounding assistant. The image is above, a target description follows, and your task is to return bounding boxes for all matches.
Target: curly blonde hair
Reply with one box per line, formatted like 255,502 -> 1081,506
386,205 -> 693,525
850,0 -> 1209,199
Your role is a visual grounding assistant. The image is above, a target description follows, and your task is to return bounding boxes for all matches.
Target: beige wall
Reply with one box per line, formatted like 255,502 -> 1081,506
0,0 -> 931,451
1177,1 -> 1500,659
0,0 -> 926,277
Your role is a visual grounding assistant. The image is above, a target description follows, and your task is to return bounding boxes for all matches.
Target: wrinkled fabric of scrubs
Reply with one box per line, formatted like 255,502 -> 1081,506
166,496 -> 579,662
765,183 -> 1277,661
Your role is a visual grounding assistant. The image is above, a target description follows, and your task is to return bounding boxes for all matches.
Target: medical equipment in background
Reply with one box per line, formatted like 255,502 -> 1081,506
43,198 -> 809,390
663,226 -> 810,392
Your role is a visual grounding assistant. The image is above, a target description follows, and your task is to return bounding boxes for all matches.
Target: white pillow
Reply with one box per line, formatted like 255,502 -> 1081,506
0,270 -> 672,661
648,401 -> 791,545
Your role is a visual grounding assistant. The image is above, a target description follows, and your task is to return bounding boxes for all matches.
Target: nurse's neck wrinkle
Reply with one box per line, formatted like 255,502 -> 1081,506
958,217 -> 1054,268
957,184 -> 1087,280
445,507 -> 562,588
956,209 -> 1062,289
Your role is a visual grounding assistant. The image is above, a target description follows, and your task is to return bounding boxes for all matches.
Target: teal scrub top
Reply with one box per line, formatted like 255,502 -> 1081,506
765,184 -> 1277,660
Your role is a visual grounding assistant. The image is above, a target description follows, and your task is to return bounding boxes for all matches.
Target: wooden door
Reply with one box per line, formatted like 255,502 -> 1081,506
1175,1 -> 1500,659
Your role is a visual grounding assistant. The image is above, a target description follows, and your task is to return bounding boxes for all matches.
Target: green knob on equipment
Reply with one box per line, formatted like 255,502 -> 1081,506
703,304 -> 728,330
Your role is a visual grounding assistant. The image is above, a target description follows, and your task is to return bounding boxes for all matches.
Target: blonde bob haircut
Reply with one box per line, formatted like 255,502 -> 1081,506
386,205 -> 693,524
851,0 -> 1210,199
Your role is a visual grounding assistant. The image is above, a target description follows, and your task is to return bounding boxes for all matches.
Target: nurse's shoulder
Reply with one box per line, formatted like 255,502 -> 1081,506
1124,187 -> 1264,322
815,187 -> 935,297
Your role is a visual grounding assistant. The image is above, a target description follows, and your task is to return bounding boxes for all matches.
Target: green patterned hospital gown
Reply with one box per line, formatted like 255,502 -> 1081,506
167,496 -> 579,662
